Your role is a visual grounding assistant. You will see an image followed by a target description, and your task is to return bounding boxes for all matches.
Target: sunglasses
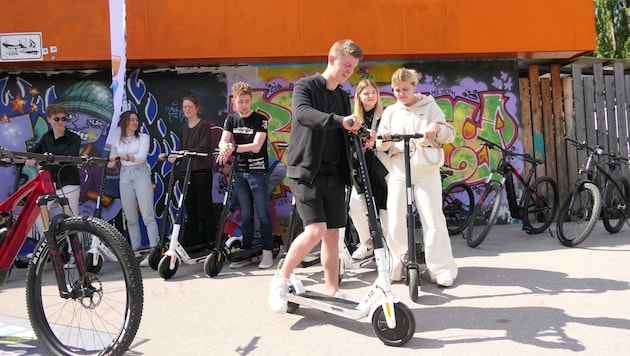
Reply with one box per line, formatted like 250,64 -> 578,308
52,116 -> 68,122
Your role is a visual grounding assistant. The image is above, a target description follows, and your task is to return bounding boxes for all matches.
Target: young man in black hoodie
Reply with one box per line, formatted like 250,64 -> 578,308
269,39 -> 365,313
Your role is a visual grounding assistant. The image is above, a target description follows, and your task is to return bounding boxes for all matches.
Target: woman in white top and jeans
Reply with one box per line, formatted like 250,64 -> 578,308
109,110 -> 159,266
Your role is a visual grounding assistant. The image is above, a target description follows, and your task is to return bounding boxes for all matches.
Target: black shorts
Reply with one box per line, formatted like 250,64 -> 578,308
288,174 -> 347,228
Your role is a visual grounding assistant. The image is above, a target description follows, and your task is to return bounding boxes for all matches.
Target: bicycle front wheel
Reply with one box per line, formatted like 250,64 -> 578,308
26,216 -> 144,356
602,176 -> 630,233
466,182 -> 503,248
556,182 -> 601,247
522,176 -> 559,234
442,181 -> 474,235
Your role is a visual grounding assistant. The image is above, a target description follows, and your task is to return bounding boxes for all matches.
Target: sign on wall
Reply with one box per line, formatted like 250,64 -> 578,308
0,32 -> 43,61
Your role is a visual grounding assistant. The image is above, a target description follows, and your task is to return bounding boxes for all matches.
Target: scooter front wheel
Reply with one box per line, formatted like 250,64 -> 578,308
158,254 -> 179,279
371,302 -> 416,346
85,252 -> 103,274
204,251 -> 225,277
407,268 -> 419,302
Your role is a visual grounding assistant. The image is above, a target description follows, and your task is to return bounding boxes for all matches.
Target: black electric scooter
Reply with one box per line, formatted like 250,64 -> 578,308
204,153 -> 283,277
379,133 -> 427,302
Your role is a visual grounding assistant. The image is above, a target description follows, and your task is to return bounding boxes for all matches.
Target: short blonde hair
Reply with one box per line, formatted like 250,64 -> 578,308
391,68 -> 418,87
329,39 -> 363,60
231,82 -> 252,97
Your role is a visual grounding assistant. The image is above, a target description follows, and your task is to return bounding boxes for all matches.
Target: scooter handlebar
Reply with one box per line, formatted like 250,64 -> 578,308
377,133 -> 424,142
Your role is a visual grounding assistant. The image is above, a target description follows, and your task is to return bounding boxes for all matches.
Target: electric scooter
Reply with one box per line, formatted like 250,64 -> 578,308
84,159 -> 116,273
379,133 -> 427,302
146,155 -> 178,270
284,125 -> 416,347
203,152 -> 283,277
157,150 -> 214,279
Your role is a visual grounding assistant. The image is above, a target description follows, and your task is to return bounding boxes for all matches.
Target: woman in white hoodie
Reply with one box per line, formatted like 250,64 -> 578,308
377,68 -> 458,287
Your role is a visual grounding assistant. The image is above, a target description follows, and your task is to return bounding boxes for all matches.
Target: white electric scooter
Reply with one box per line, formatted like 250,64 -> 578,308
285,125 -> 416,347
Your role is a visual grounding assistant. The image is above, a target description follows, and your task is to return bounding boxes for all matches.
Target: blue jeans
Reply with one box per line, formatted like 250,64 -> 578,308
233,171 -> 273,250
119,164 -> 159,250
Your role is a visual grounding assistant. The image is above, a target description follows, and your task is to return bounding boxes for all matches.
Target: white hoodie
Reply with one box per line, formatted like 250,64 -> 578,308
376,94 -> 455,157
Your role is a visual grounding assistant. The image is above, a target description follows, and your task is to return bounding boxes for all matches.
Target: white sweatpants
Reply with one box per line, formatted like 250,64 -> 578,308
386,155 -> 457,281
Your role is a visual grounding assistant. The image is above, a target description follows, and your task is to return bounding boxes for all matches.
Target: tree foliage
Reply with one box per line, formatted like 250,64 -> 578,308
594,0 -> 630,58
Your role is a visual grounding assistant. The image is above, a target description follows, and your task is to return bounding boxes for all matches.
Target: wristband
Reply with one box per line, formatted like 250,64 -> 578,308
233,143 -> 238,152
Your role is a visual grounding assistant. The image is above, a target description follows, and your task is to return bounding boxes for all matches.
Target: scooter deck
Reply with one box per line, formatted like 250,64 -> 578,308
290,290 -> 359,309
229,245 -> 264,262
300,253 -> 321,268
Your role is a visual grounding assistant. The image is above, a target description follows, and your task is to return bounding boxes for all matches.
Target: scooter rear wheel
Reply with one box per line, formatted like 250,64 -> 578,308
158,255 -> 179,279
148,247 -> 163,270
371,302 -> 415,346
204,251 -> 225,277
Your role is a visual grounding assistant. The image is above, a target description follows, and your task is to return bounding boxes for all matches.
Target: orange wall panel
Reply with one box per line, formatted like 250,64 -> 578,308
0,2 -> 110,64
1,0 -> 596,69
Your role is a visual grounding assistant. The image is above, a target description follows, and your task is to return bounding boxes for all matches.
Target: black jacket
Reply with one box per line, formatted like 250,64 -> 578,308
29,129 -> 81,187
287,74 -> 352,185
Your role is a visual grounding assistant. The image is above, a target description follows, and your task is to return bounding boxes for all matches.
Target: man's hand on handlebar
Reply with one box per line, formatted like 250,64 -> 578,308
342,114 -> 361,134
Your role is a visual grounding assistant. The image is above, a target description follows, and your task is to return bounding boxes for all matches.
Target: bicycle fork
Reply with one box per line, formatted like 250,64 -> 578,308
37,194 -> 83,299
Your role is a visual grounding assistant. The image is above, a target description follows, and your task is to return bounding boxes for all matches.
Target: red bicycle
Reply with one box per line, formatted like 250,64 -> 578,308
0,148 -> 143,355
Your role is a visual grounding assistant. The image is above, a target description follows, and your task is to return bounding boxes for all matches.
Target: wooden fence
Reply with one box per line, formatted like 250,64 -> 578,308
519,60 -> 630,202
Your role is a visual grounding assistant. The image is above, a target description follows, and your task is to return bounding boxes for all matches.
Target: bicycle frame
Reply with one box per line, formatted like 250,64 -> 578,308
571,142 -> 629,227
565,141 -> 602,209
480,139 -> 541,220
0,168 -> 72,285
500,156 -> 537,219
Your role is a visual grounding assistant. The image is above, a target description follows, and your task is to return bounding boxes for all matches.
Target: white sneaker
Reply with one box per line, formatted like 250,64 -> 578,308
351,243 -> 374,260
139,255 -> 150,267
333,291 -> 347,300
436,275 -> 454,287
258,250 -> 273,269
269,276 -> 289,314
230,259 -> 253,269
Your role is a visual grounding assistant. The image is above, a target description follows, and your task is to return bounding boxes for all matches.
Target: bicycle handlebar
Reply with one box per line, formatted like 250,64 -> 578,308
478,137 -> 543,165
564,136 -> 605,155
0,148 -> 109,167
607,153 -> 630,165
564,136 -> 630,167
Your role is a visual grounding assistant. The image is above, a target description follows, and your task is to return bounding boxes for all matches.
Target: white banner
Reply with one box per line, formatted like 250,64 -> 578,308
106,0 -> 127,148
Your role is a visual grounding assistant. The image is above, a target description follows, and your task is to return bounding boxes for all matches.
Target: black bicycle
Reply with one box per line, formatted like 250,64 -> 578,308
441,167 -> 474,235
466,137 -> 559,247
557,137 -> 630,246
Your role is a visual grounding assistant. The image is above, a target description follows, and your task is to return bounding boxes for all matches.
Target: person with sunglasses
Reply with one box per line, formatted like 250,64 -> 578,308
26,103 -> 82,267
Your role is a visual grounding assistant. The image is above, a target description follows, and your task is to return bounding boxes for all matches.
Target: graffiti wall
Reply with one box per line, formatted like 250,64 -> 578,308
0,59 -> 523,250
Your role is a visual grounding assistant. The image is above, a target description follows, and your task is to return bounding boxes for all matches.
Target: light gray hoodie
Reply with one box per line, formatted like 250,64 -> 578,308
376,94 -> 455,157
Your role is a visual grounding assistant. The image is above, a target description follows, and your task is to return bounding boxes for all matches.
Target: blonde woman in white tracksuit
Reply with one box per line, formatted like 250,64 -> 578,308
377,68 -> 458,287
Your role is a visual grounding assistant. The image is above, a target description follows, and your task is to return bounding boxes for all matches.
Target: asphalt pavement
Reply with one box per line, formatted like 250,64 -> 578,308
1,221 -> 629,355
